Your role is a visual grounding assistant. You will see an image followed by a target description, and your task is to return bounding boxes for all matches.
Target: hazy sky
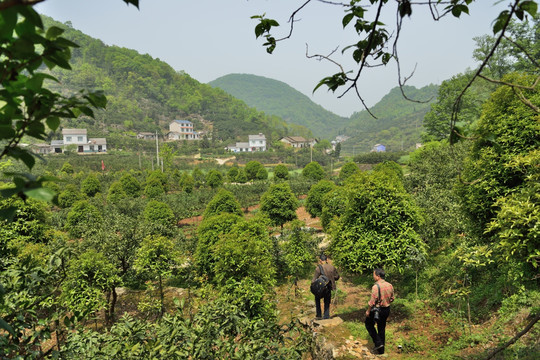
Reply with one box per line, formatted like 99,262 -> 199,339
36,0 -> 507,117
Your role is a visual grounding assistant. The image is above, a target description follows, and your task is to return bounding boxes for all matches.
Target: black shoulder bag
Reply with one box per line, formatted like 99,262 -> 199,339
370,283 -> 381,321
310,265 -> 330,297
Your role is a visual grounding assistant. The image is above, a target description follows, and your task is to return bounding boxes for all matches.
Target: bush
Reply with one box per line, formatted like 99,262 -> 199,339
206,169 -> 224,189
273,164 -> 289,182
80,173 -> 101,197
302,161 -> 325,181
143,200 -> 175,228
203,189 -> 243,218
144,178 -> 165,198
66,200 -> 102,238
305,180 -> 335,218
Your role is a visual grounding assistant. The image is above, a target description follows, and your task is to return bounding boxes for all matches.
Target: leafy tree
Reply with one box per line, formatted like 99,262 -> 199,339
134,235 -> 181,317
245,160 -> 265,181
282,220 -> 317,293
81,173 -> 101,197
227,166 -> 239,182
60,161 -> 74,175
302,161 -> 325,181
119,173 -> 141,197
203,189 -> 243,218
334,142 -> 341,158
195,213 -> 243,280
144,178 -> 165,198
235,168 -> 248,183
66,200 -> 102,238
213,218 -> 276,289
146,170 -> 168,191
178,171 -> 194,193
329,170 -> 425,273
256,166 -> 268,180
373,160 -> 404,181
57,183 -> 83,208
320,187 -> 349,231
62,249 -> 121,324
338,162 -> 360,182
260,182 -> 298,230
158,142 -> 177,169
206,169 -> 224,189
192,167 -> 205,188
143,200 -> 175,228
305,179 -> 335,218
460,73 -> 540,238
107,180 -> 128,203
273,164 -> 289,182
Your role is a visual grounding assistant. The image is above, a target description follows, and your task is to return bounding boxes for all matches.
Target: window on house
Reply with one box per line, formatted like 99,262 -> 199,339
66,136 -> 71,142
78,136 -> 83,142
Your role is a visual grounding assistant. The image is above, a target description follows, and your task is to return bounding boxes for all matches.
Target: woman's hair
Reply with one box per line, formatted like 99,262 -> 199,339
374,268 -> 385,279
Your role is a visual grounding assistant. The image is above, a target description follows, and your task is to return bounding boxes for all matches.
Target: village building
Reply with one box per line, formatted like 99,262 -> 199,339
227,133 -> 267,153
33,129 -> 107,154
371,144 -> 386,152
137,132 -> 156,140
168,120 -> 199,140
280,136 -> 317,148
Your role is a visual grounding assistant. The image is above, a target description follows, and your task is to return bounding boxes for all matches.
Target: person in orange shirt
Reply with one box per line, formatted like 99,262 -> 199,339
365,268 -> 394,355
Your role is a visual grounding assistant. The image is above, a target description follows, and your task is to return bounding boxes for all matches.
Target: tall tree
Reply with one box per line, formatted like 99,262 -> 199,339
260,182 -> 298,230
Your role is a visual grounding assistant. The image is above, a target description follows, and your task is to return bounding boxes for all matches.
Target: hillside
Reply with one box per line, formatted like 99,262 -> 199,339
340,84 -> 439,153
41,17 -> 311,143
209,74 -> 349,138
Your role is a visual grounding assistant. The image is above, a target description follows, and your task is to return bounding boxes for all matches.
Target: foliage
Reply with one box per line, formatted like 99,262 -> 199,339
338,162 -> 360,182
302,161 -> 325,181
205,169 -> 223,189
61,249 -> 121,322
80,173 -> 101,197
195,213 -> 243,281
460,73 -> 540,237
57,183 -> 83,208
66,200 -> 102,238
203,188 -> 243,218
405,141 -> 470,247
353,150 -> 407,164
260,182 -> 298,229
144,177 -> 165,198
255,166 -> 268,180
227,166 -> 239,182
329,170 -> 425,273
281,221 -> 318,285
60,161 -> 74,174
191,167 -> 205,188
235,168 -> 248,183
245,160 -> 265,181
320,187 -> 349,231
143,200 -> 175,228
305,179 -> 335,218
178,171 -> 194,193
273,164 -> 289,182
146,170 -> 168,192
119,172 -> 141,197
107,180 -> 128,203
134,235 -> 182,316
213,218 -> 276,289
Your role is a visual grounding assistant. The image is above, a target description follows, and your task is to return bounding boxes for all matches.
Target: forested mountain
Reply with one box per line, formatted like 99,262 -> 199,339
209,74 -> 349,138
41,17 -> 311,143
339,84 -> 439,153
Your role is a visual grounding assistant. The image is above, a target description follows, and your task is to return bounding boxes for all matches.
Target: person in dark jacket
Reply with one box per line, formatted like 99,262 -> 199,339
312,254 -> 340,319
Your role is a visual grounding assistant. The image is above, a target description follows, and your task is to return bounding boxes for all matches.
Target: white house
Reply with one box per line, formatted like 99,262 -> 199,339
34,129 -> 107,154
168,120 -> 199,140
227,133 -> 267,153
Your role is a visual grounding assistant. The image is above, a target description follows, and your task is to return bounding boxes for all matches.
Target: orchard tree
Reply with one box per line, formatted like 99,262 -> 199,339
60,161 -> 74,175
143,200 -> 175,229
305,179 -> 335,218
203,188 -> 243,218
282,220 -> 317,294
206,169 -> 224,189
107,180 -> 128,203
134,235 -> 181,317
192,167 -> 205,188
260,182 -> 298,230
144,178 -> 165,198
320,187 -> 349,231
178,171 -> 194,193
235,168 -> 248,183
227,166 -> 239,182
329,170 -> 425,273
195,213 -> 243,280
66,200 -> 102,238
256,166 -> 268,180
146,170 -> 168,192
62,249 -> 121,325
273,164 -> 289,182
302,161 -> 325,181
338,162 -> 360,182
81,173 -> 101,197
57,183 -> 83,208
245,160 -> 265,181
119,172 -> 141,197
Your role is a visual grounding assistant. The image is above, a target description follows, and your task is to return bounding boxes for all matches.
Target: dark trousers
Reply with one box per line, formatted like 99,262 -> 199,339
365,306 -> 390,351
315,291 -> 331,319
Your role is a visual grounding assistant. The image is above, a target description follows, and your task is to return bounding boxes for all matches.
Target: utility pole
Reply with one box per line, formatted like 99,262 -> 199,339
155,131 -> 159,170
310,141 -> 313,163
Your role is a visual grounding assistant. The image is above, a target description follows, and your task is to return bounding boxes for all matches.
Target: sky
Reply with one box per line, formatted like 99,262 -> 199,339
35,0 -> 508,118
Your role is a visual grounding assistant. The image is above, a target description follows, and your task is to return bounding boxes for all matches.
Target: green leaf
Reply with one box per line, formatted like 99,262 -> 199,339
342,13 -> 354,28
46,116 -> 60,131
0,125 -> 16,140
519,1 -> 538,16
46,26 -> 64,40
0,317 -> 16,337
24,187 -> 55,202
0,7 -> 18,39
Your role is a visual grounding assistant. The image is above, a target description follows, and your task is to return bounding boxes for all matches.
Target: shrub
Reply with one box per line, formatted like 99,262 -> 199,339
203,189 -> 243,218
273,164 -> 289,182
305,180 -> 335,218
80,173 -> 101,197
302,161 -> 325,181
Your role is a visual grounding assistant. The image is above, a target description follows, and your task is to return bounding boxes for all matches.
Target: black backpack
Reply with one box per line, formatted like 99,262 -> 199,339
310,265 -> 331,297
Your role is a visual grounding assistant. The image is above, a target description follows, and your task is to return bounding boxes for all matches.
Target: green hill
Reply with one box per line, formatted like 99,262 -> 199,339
41,17 -> 311,143
209,74 -> 349,138
340,84 -> 439,154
